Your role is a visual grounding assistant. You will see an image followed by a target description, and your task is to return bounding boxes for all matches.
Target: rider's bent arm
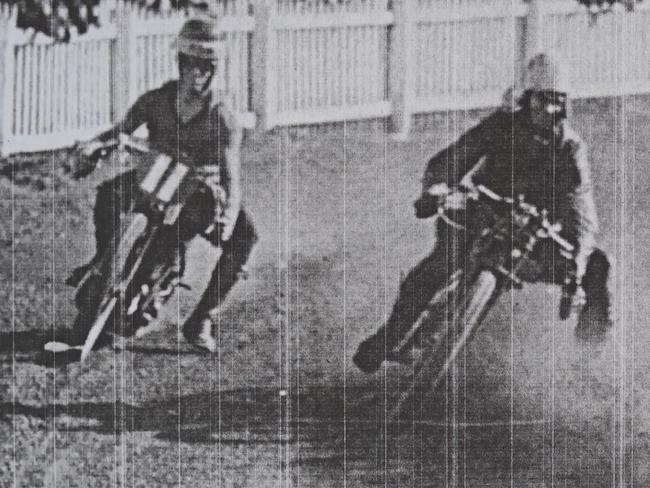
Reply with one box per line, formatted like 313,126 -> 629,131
219,100 -> 243,242
567,136 -> 599,279
93,91 -> 153,143
422,111 -> 500,192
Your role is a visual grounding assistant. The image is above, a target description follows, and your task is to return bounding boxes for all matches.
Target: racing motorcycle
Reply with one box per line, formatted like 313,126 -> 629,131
44,135 -> 205,361
390,184 -> 581,420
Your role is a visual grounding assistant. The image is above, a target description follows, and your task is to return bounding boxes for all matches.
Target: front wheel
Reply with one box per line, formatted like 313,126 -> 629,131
391,270 -> 498,422
79,213 -> 150,361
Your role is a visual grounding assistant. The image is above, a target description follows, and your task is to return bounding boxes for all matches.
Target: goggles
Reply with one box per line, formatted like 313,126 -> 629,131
178,53 -> 218,74
537,90 -> 568,116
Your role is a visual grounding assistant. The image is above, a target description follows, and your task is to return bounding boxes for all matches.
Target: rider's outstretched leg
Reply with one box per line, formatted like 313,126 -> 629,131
67,170 -> 138,287
353,220 -> 468,374
182,209 -> 258,353
353,249 -> 451,374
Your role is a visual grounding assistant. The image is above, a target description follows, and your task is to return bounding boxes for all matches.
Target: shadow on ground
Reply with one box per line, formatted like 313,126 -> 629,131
0,331 -> 51,356
2,385 -> 609,486
0,385 -> 464,446
0,331 -> 205,367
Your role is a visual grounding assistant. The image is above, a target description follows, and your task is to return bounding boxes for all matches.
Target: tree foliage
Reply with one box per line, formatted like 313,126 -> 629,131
577,0 -> 640,13
3,0 -> 195,41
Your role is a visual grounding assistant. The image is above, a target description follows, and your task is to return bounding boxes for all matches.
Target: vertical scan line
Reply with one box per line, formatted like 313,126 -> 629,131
175,76 -> 182,488
617,79 -> 624,488
50,124 -> 57,487
343,119 -> 348,488
508,3 -> 516,486
277,125 -> 289,487
382,112 -> 389,486
11,117 -> 16,488
616,12 -> 628,485
610,20 -> 621,486
625,66 -> 637,485
284,121 -> 290,488
294,102 -> 301,488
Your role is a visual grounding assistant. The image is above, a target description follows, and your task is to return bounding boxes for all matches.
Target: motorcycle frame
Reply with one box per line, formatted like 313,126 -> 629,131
77,141 -> 198,361
389,185 -> 577,422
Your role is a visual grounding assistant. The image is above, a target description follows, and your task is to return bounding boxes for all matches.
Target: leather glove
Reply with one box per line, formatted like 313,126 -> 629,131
218,214 -> 236,242
70,139 -> 105,179
414,182 -> 451,219
414,193 -> 440,219
204,218 -> 234,243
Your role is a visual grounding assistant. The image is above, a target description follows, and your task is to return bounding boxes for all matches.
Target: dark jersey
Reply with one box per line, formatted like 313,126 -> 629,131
116,80 -> 232,182
423,109 -> 598,252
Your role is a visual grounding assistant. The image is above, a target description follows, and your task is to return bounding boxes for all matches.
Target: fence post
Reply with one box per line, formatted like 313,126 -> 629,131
113,4 -> 138,123
252,1 -> 276,132
0,6 -> 16,156
523,0 -> 543,68
390,0 -> 415,139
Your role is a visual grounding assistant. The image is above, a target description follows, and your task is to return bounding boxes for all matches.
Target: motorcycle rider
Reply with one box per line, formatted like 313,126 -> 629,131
67,16 -> 257,353
353,52 -> 613,374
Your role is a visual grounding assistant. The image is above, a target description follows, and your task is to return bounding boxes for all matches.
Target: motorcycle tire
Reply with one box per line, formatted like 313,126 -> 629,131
391,270 -> 498,422
80,213 -> 149,361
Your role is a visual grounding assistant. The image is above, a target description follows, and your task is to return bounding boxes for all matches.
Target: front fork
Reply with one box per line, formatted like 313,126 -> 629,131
559,277 -> 586,320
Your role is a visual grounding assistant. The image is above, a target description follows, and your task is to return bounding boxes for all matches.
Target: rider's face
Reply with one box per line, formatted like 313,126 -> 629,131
179,55 -> 217,96
529,91 -> 567,130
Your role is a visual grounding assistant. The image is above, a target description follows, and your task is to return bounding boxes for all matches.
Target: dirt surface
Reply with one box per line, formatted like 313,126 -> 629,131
1,97 -> 649,487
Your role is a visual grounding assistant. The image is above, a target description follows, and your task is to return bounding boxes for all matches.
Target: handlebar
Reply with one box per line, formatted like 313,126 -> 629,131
431,183 -> 575,254
471,184 -> 574,253
90,134 -> 150,159
71,134 -> 152,179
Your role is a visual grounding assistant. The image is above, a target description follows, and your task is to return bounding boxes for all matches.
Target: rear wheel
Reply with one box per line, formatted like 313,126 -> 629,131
390,270 -> 498,422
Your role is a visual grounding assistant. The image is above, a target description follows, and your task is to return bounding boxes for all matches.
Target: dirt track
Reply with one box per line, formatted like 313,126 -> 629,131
1,97 -> 649,487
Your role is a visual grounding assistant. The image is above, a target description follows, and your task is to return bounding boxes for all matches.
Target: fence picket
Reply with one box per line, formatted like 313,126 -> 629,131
2,0 -> 650,155
38,44 -> 45,134
71,43 -> 79,130
16,45 -> 24,136
26,44 -> 35,136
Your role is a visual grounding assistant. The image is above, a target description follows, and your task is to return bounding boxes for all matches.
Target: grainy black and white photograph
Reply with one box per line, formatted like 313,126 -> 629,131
0,0 -> 648,486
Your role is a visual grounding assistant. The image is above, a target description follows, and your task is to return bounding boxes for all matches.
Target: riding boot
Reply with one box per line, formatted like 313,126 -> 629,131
182,210 -> 258,352
575,248 -> 613,341
182,254 -> 252,353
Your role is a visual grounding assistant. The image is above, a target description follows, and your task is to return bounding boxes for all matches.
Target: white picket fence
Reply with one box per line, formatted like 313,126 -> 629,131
412,0 -> 526,114
1,0 -> 650,155
255,0 -> 393,127
0,0 -> 255,155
